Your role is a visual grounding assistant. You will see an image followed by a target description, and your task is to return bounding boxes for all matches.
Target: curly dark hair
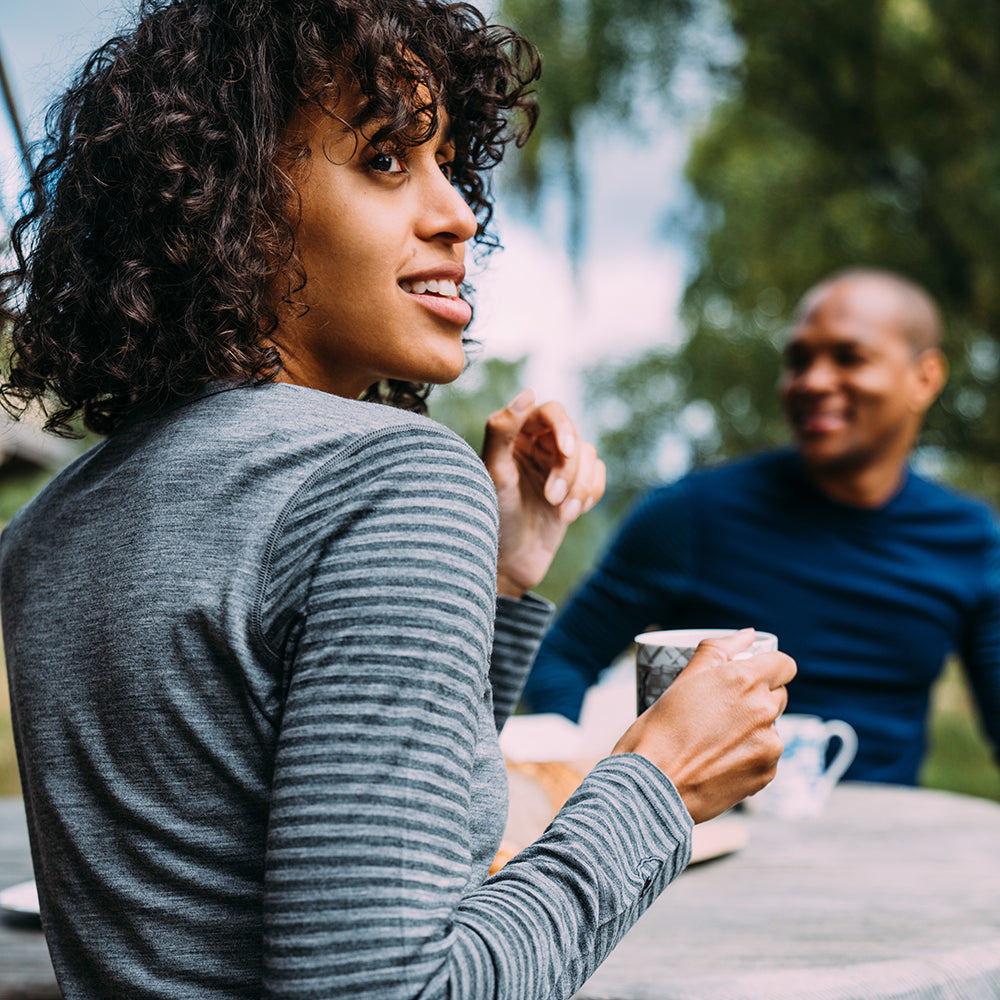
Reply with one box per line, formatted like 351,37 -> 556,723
0,0 -> 540,436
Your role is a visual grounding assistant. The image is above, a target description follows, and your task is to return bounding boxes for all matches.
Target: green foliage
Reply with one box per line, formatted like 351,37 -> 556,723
0,468 -> 56,523
672,0 -> 1000,495
921,659 -> 1000,803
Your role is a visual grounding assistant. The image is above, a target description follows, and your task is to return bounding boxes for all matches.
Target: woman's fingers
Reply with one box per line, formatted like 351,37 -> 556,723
554,442 -> 605,522
509,399 -> 604,520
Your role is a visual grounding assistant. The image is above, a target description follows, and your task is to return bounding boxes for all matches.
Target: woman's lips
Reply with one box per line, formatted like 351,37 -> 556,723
399,278 -> 472,327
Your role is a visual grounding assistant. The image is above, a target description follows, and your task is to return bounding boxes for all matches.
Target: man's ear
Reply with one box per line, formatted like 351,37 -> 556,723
911,348 -> 948,413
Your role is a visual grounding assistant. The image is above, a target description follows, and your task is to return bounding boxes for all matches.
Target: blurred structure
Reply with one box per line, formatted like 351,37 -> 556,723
0,412 -> 75,480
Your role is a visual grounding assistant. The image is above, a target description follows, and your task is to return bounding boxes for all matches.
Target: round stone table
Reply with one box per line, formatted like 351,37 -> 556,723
574,782 -> 1000,1000
4,785 -> 1000,1000
0,797 -> 58,999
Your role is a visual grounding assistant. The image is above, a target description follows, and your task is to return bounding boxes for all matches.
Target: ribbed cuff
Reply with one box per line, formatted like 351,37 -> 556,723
576,753 -> 694,886
496,591 -> 555,633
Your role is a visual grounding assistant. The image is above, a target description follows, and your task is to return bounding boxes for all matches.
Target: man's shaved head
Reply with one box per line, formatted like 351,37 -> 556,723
794,269 -> 942,356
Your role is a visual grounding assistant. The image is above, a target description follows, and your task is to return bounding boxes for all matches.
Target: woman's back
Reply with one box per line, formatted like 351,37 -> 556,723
1,381 -> 510,997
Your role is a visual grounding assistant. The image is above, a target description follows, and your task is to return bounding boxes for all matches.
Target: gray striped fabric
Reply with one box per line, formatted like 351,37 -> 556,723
1,382 -> 692,999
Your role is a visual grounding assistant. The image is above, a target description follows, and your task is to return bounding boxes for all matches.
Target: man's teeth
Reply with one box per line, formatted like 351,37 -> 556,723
399,278 -> 459,297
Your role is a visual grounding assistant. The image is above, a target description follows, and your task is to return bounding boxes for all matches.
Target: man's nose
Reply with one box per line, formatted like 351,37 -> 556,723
794,357 -> 839,393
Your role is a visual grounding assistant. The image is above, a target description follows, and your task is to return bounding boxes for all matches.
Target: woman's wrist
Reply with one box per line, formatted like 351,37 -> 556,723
496,571 -> 529,600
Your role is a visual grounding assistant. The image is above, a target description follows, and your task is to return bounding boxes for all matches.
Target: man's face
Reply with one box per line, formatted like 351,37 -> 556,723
779,279 -> 933,477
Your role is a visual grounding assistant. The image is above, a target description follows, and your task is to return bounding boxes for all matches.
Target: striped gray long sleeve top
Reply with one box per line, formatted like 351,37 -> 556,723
0,382 -> 692,1000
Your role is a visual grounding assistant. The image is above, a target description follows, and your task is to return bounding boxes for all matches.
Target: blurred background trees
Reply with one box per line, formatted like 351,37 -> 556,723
485,0 -> 1000,519
492,0 -> 700,258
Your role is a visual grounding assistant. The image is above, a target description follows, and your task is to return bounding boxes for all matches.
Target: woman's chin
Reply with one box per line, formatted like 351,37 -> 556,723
416,350 -> 469,387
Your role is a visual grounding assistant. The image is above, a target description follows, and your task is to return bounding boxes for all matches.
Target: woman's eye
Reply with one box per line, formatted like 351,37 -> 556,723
369,152 -> 404,174
439,161 -> 455,182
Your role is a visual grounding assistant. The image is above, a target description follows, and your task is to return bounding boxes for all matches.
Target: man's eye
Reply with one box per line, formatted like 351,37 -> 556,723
783,350 -> 808,372
369,152 -> 404,174
835,348 -> 864,366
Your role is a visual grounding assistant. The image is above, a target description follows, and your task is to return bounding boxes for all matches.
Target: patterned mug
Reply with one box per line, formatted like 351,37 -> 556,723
634,628 -> 779,715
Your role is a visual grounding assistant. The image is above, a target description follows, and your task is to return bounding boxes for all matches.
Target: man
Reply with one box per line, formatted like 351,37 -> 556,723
523,268 -> 1000,784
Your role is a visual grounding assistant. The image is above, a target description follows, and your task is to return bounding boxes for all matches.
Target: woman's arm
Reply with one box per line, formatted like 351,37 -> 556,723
258,423 -> 692,1000
489,592 -> 553,731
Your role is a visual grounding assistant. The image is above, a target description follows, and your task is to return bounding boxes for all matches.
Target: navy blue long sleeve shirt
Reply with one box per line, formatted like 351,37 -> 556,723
523,450 -> 1000,784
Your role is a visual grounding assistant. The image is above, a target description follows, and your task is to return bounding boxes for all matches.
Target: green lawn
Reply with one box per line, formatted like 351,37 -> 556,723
919,658 -> 1000,802
0,658 -> 17,795
1,651 -> 997,802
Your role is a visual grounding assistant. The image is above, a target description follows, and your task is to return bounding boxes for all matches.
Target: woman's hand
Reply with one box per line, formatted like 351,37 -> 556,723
482,389 -> 606,599
613,629 -> 797,824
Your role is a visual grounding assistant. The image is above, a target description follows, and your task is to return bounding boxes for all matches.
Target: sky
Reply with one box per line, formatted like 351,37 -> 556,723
0,0 -> 702,430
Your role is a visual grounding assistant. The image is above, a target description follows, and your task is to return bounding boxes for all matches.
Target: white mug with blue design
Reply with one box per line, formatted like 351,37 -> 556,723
747,713 -> 858,819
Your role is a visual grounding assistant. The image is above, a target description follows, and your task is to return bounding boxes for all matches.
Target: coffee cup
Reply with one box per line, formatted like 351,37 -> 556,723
746,713 -> 858,819
634,628 -> 779,715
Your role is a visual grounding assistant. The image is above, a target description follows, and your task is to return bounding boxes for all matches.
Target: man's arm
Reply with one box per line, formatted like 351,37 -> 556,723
961,523 -> 1000,769
521,481 -> 696,722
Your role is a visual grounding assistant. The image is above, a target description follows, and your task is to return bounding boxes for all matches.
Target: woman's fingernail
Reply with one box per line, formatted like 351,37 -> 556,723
547,478 -> 568,504
509,389 -> 535,413
556,428 -> 577,457
562,497 -> 582,521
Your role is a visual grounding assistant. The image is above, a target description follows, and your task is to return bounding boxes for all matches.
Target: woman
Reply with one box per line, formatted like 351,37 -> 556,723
0,2 -> 793,998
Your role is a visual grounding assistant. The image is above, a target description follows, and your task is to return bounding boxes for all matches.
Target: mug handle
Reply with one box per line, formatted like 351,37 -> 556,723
819,720 -> 858,790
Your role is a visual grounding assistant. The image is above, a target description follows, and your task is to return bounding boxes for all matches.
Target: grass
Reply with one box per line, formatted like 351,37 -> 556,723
0,648 -> 997,801
919,658 -> 1000,802
0,656 -> 18,795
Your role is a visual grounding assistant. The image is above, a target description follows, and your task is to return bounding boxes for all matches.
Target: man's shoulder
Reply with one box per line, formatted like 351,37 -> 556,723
630,450 -> 797,525
904,467 -> 1000,534
654,449 -> 795,497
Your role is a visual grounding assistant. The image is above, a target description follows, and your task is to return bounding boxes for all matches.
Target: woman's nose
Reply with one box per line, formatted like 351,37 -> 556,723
418,169 -> 478,245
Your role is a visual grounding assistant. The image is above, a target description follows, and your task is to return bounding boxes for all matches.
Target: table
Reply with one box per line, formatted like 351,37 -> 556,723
0,798 -> 58,999
574,782 -> 1000,1000
3,785 -> 999,1000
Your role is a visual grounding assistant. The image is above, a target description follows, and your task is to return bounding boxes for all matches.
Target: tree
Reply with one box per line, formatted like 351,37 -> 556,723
496,0 -> 700,256
590,0 -> 1000,510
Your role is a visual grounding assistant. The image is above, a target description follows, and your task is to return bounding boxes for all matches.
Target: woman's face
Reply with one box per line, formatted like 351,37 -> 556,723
270,94 -> 477,398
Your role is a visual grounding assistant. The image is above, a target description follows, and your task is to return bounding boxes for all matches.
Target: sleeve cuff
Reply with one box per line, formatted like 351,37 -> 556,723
573,753 -> 694,885
489,593 -> 556,731
496,591 -> 555,632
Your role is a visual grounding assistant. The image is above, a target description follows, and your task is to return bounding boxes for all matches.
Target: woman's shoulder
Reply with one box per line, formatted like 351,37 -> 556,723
179,380 -> 484,477
199,384 -> 498,529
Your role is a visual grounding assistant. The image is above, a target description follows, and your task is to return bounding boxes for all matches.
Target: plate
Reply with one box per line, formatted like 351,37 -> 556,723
689,813 -> 749,865
0,878 -> 40,918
